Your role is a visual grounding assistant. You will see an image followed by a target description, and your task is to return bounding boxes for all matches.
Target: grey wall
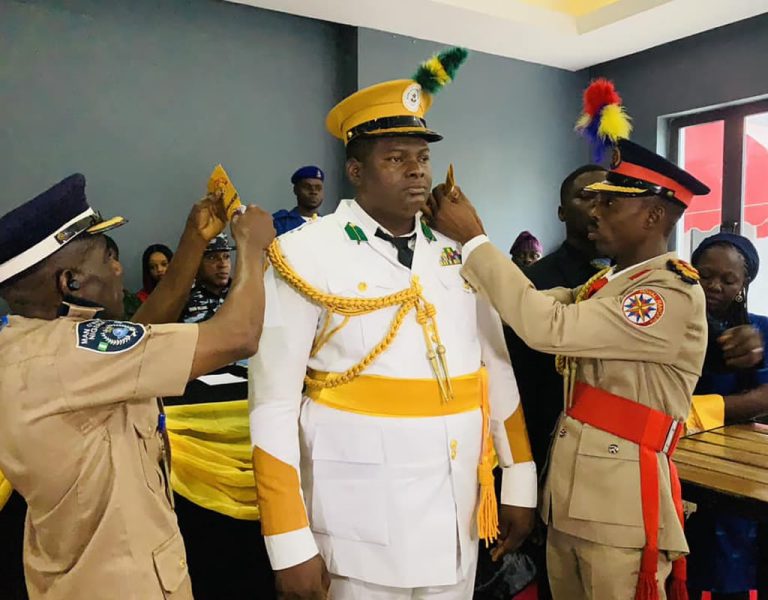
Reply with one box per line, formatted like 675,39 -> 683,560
0,0 -> 350,291
589,14 -> 768,150
357,29 -> 587,253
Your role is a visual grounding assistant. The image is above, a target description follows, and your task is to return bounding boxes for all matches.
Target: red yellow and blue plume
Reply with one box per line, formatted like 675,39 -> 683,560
575,78 -> 632,162
413,47 -> 469,94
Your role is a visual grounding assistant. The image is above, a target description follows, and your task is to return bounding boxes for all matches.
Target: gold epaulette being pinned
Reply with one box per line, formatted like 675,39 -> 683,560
667,259 -> 700,285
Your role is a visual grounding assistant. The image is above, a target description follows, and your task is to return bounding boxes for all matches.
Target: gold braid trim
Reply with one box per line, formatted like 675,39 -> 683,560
266,239 -> 453,399
555,267 -> 612,408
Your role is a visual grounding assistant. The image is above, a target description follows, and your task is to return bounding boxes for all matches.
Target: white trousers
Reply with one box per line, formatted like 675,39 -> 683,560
329,570 -> 477,600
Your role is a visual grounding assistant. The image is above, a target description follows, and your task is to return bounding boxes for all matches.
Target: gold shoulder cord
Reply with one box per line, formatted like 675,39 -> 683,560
266,239 -> 454,401
554,267 -> 612,409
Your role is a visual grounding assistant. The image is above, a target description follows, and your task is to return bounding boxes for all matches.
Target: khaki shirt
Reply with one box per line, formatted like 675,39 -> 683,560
0,306 -> 198,599
462,245 -> 706,552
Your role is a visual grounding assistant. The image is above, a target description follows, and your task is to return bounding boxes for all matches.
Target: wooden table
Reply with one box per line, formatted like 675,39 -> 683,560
675,422 -> 768,522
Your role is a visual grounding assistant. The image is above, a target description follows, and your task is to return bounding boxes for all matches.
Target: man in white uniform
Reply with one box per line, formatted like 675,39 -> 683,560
249,48 -> 537,600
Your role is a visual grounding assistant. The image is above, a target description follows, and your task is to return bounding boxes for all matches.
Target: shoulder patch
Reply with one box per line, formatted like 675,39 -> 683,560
0,314 -> 8,332
622,289 -> 665,327
667,259 -> 700,284
75,320 -> 146,354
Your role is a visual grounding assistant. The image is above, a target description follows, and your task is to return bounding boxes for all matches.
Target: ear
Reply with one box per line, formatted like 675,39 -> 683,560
57,269 -> 78,297
645,200 -> 664,230
557,205 -> 565,223
346,158 -> 363,188
111,257 -> 124,278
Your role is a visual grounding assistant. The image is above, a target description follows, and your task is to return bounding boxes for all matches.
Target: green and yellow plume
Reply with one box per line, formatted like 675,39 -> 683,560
413,47 -> 469,94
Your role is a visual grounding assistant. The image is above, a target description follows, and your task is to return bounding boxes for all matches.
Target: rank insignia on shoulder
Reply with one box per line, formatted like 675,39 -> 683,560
440,246 -> 462,266
667,259 -> 700,284
75,320 -> 146,354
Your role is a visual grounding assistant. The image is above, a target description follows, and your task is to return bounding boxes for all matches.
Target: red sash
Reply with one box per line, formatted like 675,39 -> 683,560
567,382 -> 688,600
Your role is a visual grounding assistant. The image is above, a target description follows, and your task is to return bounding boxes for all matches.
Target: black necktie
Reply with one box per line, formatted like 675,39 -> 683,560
375,229 -> 415,269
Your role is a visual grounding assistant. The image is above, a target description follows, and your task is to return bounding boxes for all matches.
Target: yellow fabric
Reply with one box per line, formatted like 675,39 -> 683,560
504,405 -> 534,464
207,164 -> 243,220
252,446 -> 309,536
306,369 -> 483,417
0,469 -> 11,511
325,79 -> 434,143
685,394 -> 725,435
0,401 -> 258,519
165,400 -> 259,521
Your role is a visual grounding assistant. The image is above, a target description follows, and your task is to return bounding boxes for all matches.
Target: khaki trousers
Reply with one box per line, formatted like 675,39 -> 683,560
547,527 -> 673,600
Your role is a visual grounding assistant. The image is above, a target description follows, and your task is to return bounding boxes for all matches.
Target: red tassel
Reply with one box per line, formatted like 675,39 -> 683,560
666,575 -> 688,600
634,570 -> 659,600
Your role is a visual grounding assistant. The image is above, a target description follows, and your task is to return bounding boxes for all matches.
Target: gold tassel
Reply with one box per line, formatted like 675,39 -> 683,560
477,459 -> 499,546
476,368 -> 499,546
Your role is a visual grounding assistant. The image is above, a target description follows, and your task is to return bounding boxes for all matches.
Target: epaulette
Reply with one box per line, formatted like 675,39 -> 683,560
284,215 -> 322,236
667,259 -> 699,285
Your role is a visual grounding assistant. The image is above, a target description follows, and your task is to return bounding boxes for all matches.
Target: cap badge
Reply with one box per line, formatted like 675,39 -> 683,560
402,83 -> 422,113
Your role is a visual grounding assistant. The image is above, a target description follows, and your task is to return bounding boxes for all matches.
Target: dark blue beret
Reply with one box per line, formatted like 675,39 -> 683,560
205,233 -> 235,253
692,232 -> 759,281
0,173 -> 125,284
291,166 -> 324,185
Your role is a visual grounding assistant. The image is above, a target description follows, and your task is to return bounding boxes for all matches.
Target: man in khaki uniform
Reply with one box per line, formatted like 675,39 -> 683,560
430,131 -> 710,598
0,173 -> 274,599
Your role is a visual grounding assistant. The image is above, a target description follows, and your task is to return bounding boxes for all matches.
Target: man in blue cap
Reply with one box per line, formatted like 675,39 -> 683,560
0,173 -> 275,599
272,165 -> 325,235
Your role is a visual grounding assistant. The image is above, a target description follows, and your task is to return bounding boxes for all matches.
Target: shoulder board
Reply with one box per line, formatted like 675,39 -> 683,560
282,217 -> 320,236
666,259 -> 700,285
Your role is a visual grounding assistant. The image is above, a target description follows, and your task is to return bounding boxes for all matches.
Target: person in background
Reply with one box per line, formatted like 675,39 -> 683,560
181,234 -> 232,324
685,232 -> 768,600
137,243 -> 173,302
272,165 -> 325,235
103,235 -> 141,319
509,231 -> 542,268
498,164 -> 607,600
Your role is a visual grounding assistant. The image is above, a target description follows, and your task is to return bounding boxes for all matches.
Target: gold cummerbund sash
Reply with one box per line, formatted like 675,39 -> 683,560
305,368 -> 485,418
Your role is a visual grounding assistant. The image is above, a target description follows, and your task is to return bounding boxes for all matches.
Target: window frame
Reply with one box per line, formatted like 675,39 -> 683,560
668,99 -> 768,234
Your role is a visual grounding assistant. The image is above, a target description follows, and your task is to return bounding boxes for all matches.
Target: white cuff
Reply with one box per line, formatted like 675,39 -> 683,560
461,235 -> 490,262
500,462 -> 537,508
264,527 -> 319,570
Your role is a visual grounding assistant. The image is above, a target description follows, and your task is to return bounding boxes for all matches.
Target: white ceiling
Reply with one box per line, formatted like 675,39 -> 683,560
227,0 -> 768,71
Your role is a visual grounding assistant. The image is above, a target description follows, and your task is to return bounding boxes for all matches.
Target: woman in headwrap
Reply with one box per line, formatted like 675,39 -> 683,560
136,243 -> 174,302
509,231 -> 542,269
686,232 -> 768,600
